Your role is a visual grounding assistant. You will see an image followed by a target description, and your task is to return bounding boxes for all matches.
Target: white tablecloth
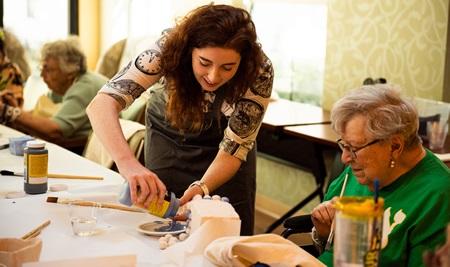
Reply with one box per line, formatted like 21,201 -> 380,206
0,125 -> 204,266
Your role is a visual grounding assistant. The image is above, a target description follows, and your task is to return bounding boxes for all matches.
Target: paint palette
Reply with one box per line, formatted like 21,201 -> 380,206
137,220 -> 186,236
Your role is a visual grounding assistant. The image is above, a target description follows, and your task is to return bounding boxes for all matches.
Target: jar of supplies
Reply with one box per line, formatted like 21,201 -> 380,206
334,196 -> 384,267
24,140 -> 48,194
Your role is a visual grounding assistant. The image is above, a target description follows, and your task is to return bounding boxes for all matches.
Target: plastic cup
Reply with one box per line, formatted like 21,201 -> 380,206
427,121 -> 448,150
334,196 -> 384,267
68,201 -> 100,237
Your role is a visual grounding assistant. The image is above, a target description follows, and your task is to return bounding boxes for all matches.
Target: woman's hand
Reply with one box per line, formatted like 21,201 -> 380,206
87,94 -> 167,207
172,203 -> 190,221
311,197 -> 338,239
173,186 -> 204,221
117,158 -> 167,207
179,184 -> 204,206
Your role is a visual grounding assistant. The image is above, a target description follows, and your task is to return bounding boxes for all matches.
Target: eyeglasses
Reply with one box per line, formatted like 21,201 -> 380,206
39,64 -> 59,74
337,138 -> 381,159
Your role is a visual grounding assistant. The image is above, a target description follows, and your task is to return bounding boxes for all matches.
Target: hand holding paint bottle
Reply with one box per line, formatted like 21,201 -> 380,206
119,182 -> 179,218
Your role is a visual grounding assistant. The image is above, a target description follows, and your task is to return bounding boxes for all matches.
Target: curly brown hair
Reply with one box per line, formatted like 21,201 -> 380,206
161,4 -> 263,132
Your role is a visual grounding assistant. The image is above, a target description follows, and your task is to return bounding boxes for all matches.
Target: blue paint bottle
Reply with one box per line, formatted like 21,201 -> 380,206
119,182 -> 179,218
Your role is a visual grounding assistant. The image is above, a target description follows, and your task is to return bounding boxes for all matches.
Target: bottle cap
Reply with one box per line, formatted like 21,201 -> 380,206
49,184 -> 68,192
26,140 -> 46,148
118,182 -> 132,206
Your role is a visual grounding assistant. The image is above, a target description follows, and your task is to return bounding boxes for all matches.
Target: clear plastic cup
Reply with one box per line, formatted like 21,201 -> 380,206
68,201 -> 100,237
334,196 -> 384,267
427,121 -> 448,150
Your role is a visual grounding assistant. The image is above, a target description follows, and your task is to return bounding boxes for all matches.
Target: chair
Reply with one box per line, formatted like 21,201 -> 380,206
55,136 -> 89,156
95,38 -> 156,125
119,92 -> 149,125
83,119 -> 146,170
95,38 -> 126,80
280,152 -> 345,256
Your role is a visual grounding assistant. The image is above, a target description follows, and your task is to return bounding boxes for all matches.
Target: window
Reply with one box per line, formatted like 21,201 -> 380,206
3,0 -> 70,110
251,0 -> 327,106
100,0 -> 173,53
100,0 -> 328,106
3,0 -> 69,67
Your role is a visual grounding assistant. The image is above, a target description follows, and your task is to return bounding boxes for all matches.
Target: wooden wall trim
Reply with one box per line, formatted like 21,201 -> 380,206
444,3 -> 450,102
69,0 -> 79,35
0,0 -> 3,28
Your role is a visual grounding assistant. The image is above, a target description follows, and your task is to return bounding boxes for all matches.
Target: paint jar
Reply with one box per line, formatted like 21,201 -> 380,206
334,196 -> 384,267
119,182 -> 179,218
24,140 -> 48,194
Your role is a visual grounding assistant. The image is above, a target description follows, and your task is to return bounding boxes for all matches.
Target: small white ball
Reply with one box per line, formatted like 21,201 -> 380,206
5,191 -> 26,199
193,194 -> 202,200
178,233 -> 188,241
49,184 -> 68,192
212,195 -> 221,201
168,237 -> 178,246
159,241 -> 168,250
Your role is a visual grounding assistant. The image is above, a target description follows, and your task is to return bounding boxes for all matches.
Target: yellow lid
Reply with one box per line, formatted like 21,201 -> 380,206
335,196 -> 384,217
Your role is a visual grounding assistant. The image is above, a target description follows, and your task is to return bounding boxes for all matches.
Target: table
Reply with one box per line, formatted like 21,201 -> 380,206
261,121 -> 450,233
284,124 -> 339,148
262,98 -> 331,130
259,124 -> 341,233
0,125 -> 201,266
258,100 -> 333,233
258,99 -> 332,179
284,123 -> 450,167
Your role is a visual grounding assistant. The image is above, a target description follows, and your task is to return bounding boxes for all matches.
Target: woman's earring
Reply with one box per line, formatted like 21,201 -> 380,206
390,159 -> 396,168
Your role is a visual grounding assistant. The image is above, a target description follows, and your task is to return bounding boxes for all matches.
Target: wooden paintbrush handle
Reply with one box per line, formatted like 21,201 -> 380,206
99,203 -> 144,213
21,220 -> 51,240
61,199 -> 144,213
48,173 -> 103,180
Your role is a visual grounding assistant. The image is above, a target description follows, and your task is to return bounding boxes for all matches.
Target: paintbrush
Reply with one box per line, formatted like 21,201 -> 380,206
46,196 -> 144,213
325,172 -> 349,251
21,220 -> 51,240
1,170 -> 103,180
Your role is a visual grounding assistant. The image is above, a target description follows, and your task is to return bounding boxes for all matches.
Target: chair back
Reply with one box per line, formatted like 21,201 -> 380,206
83,119 -> 146,169
119,92 -> 149,124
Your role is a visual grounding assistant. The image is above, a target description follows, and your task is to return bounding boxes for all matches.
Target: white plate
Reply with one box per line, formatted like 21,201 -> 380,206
137,220 -> 186,236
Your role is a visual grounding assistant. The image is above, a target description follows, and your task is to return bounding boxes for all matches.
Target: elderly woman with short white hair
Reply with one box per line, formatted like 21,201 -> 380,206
311,84 -> 450,266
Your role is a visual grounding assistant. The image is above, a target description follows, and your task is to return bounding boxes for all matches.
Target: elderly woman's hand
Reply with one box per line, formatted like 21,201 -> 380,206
0,92 -> 20,107
311,197 -> 339,239
0,101 -> 22,124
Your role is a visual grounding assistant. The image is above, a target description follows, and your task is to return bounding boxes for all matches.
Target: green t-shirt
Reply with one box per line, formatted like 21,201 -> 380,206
51,71 -> 107,138
319,150 -> 450,267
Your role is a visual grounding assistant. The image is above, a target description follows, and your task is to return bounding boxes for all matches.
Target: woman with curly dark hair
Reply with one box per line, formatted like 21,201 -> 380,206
87,4 -> 274,235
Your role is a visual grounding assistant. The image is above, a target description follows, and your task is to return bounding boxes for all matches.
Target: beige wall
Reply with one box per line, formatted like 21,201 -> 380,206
79,0 -> 100,71
322,0 -> 449,110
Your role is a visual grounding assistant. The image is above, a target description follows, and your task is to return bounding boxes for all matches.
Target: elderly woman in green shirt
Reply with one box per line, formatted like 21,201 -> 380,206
0,37 -> 107,154
312,85 -> 450,266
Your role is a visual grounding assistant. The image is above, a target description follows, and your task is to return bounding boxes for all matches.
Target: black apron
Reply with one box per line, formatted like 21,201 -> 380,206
145,87 -> 256,235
